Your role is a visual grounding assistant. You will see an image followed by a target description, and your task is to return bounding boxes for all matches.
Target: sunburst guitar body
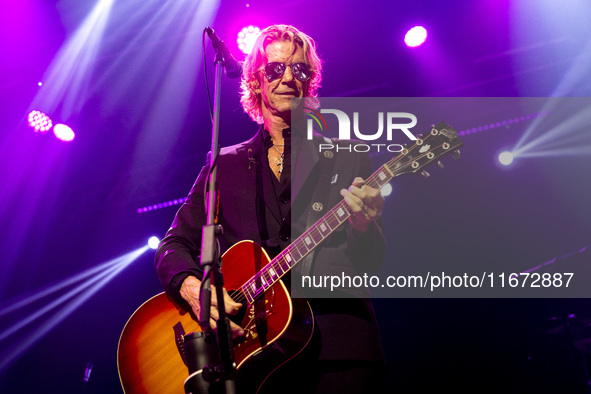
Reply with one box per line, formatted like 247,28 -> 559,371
117,241 -> 314,393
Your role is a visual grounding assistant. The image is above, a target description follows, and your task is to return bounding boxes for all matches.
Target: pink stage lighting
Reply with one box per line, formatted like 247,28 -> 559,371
137,197 -> 188,214
53,124 -> 75,142
404,26 -> 428,47
237,25 -> 261,55
27,110 -> 53,132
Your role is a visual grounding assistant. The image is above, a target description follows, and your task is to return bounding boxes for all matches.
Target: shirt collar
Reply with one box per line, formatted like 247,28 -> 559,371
262,127 -> 291,150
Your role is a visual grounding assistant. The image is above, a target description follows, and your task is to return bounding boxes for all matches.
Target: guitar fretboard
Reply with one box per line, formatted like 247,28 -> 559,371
239,122 -> 461,305
240,165 -> 396,304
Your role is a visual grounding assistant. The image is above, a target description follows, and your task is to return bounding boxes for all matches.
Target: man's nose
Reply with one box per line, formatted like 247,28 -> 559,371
281,65 -> 294,82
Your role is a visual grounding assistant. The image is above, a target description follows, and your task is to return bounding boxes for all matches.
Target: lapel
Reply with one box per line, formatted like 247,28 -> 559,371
236,126 -> 284,226
292,130 -> 321,204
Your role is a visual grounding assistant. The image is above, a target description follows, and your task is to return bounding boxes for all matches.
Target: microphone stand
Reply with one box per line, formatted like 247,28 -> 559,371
184,33 -> 237,394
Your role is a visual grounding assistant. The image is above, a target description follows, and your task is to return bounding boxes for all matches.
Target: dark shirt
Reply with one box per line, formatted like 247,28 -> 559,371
259,127 -> 292,257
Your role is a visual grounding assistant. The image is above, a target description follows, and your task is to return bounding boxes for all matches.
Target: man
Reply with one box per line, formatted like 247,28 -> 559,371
156,24 -> 387,393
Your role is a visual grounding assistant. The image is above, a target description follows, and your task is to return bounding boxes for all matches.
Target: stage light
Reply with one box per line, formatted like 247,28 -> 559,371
0,245 -> 149,372
84,362 -> 93,383
137,197 -> 188,214
28,0 -> 114,120
381,183 -> 393,197
53,124 -> 75,142
148,236 -> 160,250
237,25 -> 261,55
404,26 -> 427,48
27,110 -> 53,132
498,151 -> 514,166
457,111 -> 547,137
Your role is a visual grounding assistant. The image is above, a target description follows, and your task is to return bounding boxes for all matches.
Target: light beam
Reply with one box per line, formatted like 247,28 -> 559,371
0,245 -> 149,372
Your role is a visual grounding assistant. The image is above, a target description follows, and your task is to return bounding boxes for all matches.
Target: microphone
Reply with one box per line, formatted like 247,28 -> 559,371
205,27 -> 242,79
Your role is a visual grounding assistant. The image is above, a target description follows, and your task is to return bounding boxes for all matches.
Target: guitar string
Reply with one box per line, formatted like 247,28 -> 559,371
230,138 -> 446,306
233,191 -> 365,305
228,131 -> 453,306
229,134 -> 447,306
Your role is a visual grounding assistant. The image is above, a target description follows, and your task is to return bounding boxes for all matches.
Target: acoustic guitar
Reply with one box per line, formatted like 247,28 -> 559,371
117,121 -> 463,393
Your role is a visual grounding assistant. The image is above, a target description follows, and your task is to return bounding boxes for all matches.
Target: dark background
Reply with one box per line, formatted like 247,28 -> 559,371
1,0 -> 591,392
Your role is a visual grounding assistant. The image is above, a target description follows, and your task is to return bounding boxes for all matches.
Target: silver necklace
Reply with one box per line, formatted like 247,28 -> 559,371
270,145 -> 284,174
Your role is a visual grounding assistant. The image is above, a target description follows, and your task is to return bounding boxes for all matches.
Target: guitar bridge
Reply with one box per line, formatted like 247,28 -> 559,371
173,322 -> 188,366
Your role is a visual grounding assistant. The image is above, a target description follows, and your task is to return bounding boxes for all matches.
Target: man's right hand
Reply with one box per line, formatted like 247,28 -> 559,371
180,275 -> 245,337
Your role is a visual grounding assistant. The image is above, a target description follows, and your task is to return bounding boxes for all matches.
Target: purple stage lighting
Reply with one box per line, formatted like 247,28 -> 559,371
498,151 -> 514,166
53,124 -> 75,142
237,25 -> 261,55
381,183 -> 393,197
27,110 -> 53,132
137,197 -> 188,214
404,26 -> 428,47
148,236 -> 160,250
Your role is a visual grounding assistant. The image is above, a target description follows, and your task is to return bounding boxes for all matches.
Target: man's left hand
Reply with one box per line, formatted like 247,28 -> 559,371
340,177 -> 384,232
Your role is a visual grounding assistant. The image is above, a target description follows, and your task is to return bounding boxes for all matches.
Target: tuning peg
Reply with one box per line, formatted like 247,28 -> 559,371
421,170 -> 430,178
437,160 -> 444,168
453,150 -> 461,159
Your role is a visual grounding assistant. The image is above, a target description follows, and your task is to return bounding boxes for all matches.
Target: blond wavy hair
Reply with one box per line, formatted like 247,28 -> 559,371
240,25 -> 322,124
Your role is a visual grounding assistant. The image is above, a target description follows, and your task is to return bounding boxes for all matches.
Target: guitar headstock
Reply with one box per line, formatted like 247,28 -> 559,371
387,121 -> 463,178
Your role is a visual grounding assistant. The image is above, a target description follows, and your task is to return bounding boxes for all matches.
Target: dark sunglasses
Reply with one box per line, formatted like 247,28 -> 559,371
263,62 -> 312,82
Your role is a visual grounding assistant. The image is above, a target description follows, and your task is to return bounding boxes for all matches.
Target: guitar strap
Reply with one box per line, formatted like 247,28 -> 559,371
299,137 -> 337,277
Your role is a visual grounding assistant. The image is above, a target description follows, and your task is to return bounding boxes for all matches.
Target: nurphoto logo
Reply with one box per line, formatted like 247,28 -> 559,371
305,107 -> 418,153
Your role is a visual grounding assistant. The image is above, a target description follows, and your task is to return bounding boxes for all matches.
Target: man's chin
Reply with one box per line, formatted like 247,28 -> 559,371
274,103 -> 295,116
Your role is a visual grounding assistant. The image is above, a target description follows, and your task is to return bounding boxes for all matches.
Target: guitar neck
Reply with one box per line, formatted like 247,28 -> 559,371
239,121 -> 462,305
239,160 -> 396,305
